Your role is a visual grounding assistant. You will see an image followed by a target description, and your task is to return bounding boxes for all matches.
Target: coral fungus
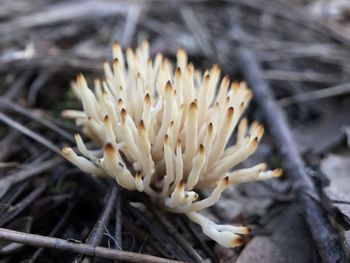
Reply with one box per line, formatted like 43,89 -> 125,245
61,42 -> 282,247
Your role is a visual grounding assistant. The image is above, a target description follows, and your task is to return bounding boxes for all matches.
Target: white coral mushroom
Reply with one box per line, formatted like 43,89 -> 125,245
61,42 -> 282,248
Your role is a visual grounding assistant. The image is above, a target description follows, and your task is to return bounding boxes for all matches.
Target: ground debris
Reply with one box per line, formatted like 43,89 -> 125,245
236,204 -> 318,263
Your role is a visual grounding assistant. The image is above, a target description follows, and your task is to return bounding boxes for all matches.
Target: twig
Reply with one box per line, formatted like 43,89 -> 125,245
3,72 -> 31,100
126,202 -> 193,262
146,204 -> 203,263
0,157 -> 62,199
231,0 -> 350,46
121,3 -> 144,47
29,198 -> 77,263
0,227 -> 182,263
0,57 -> 102,75
179,216 -> 219,263
235,45 -> 346,263
115,187 -> 122,249
0,131 -> 20,160
122,218 -> 169,258
0,182 -> 46,227
77,185 -> 118,262
0,181 -> 29,216
0,112 -> 60,154
0,97 -> 74,142
180,6 -> 215,58
87,186 -> 118,246
278,82 -> 350,107
0,162 -> 18,168
27,71 -> 53,106
0,1 -> 128,34
262,70 -> 341,84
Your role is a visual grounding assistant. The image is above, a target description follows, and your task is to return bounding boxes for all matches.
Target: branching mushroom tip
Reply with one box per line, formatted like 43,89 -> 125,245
60,42 -> 282,248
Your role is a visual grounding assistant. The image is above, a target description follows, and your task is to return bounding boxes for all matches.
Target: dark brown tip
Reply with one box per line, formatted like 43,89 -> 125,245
227,107 -> 234,118
164,134 -> 169,143
103,115 -> 109,122
175,67 -> 182,76
165,81 -> 173,92
178,180 -> 185,189
232,236 -> 244,247
250,137 -> 259,149
224,176 -> 229,186
135,171 -> 142,178
144,93 -> 151,104
104,143 -> 114,155
274,168 -> 283,177
76,72 -> 85,86
120,109 -> 127,124
208,122 -> 213,134
139,120 -> 145,130
177,139 -> 182,145
189,101 -> 198,110
199,144 -> 205,154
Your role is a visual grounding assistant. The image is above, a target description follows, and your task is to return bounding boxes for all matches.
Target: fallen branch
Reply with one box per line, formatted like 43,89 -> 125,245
87,186 -> 118,246
0,182 -> 46,227
278,82 -> 350,107
76,185 -> 118,262
0,157 -> 62,199
0,228 -> 182,263
126,201 -> 193,262
0,112 -> 60,154
236,45 -> 346,263
29,198 -> 78,262
145,201 -> 204,263
114,188 -> 122,251
0,97 -> 74,142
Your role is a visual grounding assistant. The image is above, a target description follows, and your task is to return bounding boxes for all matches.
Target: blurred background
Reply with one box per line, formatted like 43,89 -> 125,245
0,0 -> 349,262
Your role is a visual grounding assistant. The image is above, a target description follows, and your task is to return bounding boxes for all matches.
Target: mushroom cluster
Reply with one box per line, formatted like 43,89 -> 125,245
61,42 -> 282,248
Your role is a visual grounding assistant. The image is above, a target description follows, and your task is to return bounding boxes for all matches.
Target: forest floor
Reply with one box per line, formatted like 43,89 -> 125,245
0,0 -> 349,262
